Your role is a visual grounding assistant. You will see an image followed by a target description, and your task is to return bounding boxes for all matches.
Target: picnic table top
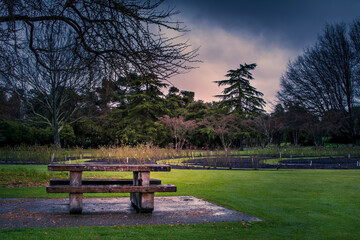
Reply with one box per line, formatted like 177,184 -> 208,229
48,163 -> 171,172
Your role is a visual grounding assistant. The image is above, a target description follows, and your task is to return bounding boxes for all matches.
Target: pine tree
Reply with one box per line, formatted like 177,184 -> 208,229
215,63 -> 265,115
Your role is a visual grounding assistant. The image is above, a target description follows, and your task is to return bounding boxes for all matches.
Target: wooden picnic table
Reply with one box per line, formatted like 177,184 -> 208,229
46,163 -> 176,214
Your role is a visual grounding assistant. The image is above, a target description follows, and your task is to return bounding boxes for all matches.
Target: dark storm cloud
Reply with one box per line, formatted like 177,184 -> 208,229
165,0 -> 360,111
169,0 -> 360,49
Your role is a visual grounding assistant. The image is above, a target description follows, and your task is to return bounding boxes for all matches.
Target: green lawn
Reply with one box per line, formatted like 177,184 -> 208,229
1,165 -> 359,239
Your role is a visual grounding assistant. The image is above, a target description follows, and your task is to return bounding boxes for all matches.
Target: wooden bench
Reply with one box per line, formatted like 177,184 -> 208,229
46,164 -> 177,214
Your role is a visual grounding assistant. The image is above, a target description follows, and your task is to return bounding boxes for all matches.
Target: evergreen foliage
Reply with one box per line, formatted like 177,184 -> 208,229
214,63 -> 266,115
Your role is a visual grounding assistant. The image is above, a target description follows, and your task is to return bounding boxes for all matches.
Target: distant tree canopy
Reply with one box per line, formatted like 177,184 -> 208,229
1,15 -> 359,148
277,20 -> 360,140
0,0 -> 199,148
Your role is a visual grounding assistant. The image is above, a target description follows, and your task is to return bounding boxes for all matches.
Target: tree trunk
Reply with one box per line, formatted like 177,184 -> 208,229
54,128 -> 61,149
239,137 -> 244,151
52,89 -> 61,150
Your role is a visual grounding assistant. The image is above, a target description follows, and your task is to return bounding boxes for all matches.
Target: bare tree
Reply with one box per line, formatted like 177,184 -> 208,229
0,0 -> 199,80
3,22 -> 94,149
248,114 -> 278,148
277,20 -> 360,140
301,109 -> 343,146
203,114 -> 238,152
158,115 -> 198,150
0,0 -> 199,148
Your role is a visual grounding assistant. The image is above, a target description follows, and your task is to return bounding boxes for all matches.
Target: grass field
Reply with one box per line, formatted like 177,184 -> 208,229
0,165 -> 360,239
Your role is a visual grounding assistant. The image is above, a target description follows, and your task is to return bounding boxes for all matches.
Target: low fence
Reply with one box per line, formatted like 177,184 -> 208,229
1,152 -> 360,169
180,155 -> 360,169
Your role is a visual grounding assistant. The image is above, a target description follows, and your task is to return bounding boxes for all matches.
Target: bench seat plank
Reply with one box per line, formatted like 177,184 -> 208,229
48,164 -> 171,172
49,179 -> 162,185
47,184 -> 177,193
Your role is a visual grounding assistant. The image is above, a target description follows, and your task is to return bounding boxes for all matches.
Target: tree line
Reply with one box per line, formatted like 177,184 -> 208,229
1,61 -> 359,149
278,19 -> 360,146
0,1 -> 359,149
0,0 -> 198,149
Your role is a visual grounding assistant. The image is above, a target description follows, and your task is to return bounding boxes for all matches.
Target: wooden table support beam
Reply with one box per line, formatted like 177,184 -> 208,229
69,171 -> 83,214
131,171 -> 154,213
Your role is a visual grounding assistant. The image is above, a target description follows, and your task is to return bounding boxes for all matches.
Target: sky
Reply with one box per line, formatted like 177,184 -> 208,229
165,0 -> 360,112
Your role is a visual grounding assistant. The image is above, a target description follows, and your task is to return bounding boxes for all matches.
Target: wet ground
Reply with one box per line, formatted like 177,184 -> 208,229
0,196 -> 261,228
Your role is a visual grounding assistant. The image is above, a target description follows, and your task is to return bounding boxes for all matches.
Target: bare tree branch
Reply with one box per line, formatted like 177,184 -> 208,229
0,0 -> 199,79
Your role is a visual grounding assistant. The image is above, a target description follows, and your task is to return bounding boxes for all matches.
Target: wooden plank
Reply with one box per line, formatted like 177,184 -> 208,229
139,193 -> 154,212
131,193 -> 154,213
46,184 -> 177,193
131,172 -> 140,210
69,171 -> 83,213
141,172 -> 150,186
132,171 -> 151,186
69,193 -> 82,214
133,171 -> 140,186
70,171 -> 82,186
131,171 -> 154,212
48,164 -> 171,172
49,179 -> 162,185
131,192 -> 141,211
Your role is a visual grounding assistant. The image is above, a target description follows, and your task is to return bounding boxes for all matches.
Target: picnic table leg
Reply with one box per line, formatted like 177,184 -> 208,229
139,171 -> 154,212
69,171 -> 83,214
131,171 -> 154,213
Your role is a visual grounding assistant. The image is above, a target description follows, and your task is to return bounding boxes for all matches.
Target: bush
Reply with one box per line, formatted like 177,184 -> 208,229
0,119 -> 53,146
60,124 -> 76,147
